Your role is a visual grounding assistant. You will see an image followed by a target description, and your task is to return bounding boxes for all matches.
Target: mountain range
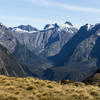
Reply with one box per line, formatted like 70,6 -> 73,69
0,21 -> 100,82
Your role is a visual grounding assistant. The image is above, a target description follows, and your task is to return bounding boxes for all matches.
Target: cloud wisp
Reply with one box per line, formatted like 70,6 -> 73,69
0,15 -> 52,28
24,0 -> 100,13
0,15 -> 49,23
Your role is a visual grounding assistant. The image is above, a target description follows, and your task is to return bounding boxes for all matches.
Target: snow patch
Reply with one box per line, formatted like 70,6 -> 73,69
60,22 -> 74,30
86,24 -> 93,31
12,28 -> 37,33
87,24 -> 91,30
96,33 -> 100,36
47,25 -> 54,29
59,23 -> 74,32
44,25 -> 55,30
63,23 -> 72,28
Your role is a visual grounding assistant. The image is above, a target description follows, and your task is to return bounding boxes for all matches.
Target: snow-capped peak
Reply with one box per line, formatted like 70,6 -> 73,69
86,24 -> 92,30
65,21 -> 73,26
59,22 -> 73,30
84,24 -> 94,31
61,21 -> 73,29
0,22 -> 3,26
63,24 -> 72,28
44,23 -> 59,30
13,28 -> 28,33
44,24 -> 54,30
96,32 -> 100,36
12,28 -> 37,33
0,22 -> 6,28
10,25 -> 38,33
17,25 -> 38,32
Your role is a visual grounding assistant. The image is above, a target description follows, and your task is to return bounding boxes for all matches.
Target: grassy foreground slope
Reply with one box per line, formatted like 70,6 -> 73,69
0,76 -> 100,100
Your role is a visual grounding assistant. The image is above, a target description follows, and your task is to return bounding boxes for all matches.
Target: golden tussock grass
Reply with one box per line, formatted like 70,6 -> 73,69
0,75 -> 100,100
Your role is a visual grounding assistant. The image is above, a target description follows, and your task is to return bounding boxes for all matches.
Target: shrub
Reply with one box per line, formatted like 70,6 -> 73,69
47,85 -> 53,88
60,80 -> 73,85
90,91 -> 99,96
26,86 -> 33,90
74,82 -> 85,87
5,96 -> 18,100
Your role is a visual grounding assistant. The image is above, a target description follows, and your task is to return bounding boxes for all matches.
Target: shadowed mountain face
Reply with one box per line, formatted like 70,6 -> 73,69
44,24 -> 100,81
0,44 -> 26,77
48,24 -> 93,66
0,23 -> 17,53
0,23 -> 52,78
83,69 -> 100,84
12,42 -> 52,78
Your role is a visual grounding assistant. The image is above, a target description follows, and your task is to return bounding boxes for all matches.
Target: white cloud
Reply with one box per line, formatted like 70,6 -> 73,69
23,0 -> 100,13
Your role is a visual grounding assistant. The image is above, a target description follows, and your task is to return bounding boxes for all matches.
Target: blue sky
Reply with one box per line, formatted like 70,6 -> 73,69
0,0 -> 100,29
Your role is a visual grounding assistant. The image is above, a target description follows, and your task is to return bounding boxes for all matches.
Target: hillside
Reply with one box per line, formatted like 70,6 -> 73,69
11,22 -> 77,57
0,44 -> 26,77
12,42 -> 52,78
83,69 -> 100,85
0,22 -> 52,78
47,24 -> 100,81
1,22 -> 100,82
0,75 -> 100,100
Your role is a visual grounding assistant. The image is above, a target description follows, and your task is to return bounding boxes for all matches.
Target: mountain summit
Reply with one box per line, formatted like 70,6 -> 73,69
11,22 -> 78,57
44,23 -> 59,30
10,25 -> 38,33
17,25 -> 38,31
65,21 -> 73,26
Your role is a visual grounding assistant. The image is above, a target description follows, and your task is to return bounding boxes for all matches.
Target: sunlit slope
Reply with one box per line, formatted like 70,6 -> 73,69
0,76 -> 100,100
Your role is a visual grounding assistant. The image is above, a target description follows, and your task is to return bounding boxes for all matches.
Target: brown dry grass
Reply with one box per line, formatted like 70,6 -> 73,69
0,75 -> 100,100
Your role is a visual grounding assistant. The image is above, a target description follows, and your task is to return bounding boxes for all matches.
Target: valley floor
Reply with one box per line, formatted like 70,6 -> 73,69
0,76 -> 100,100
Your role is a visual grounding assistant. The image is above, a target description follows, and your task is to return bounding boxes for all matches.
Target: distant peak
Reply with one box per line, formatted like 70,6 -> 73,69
17,25 -> 38,32
65,21 -> 73,26
0,22 -> 3,26
61,21 -> 73,29
94,23 -> 100,28
44,24 -> 53,30
85,23 -> 93,31
0,22 -> 7,30
0,22 -> 6,28
44,23 -> 59,30
80,24 -> 93,31
11,25 -> 38,33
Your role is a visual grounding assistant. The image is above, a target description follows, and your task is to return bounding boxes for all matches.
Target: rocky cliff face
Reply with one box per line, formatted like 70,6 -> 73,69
11,22 -> 77,56
1,21 -> 100,82
0,44 -> 26,77
0,22 -> 78,79
0,23 -> 17,53
45,24 -> 100,81
12,42 -> 52,78
0,23 -> 51,78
